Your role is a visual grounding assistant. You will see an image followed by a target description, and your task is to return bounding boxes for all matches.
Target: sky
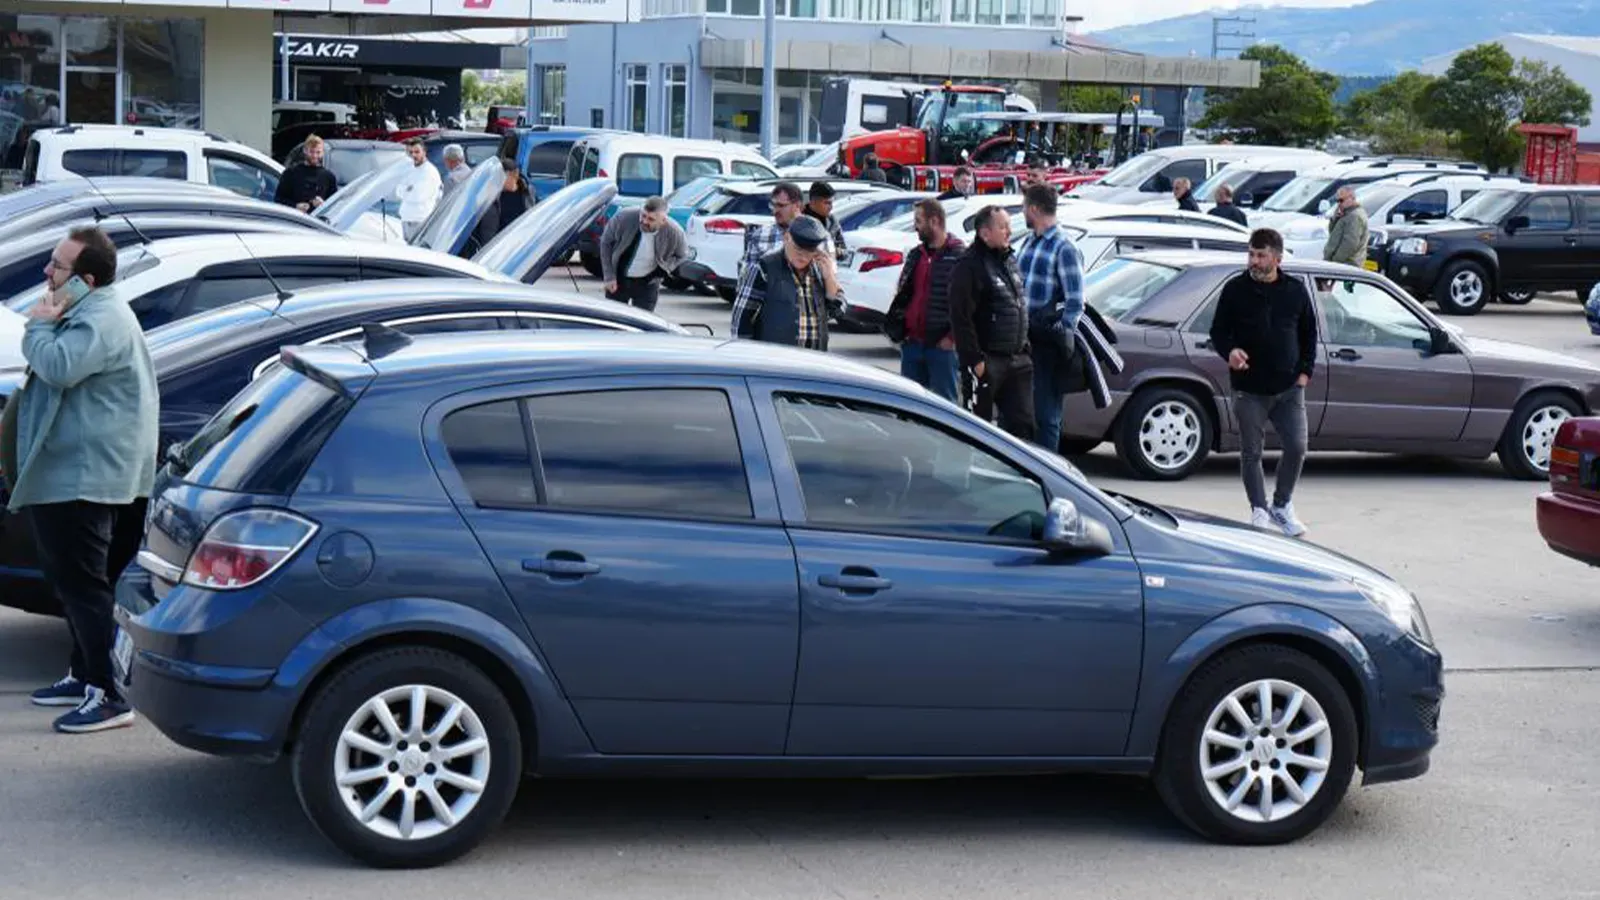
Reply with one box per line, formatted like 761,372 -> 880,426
1080,0 -> 1366,33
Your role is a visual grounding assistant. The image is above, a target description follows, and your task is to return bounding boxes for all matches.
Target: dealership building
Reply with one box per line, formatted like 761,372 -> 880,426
1,0 -> 625,171
523,2 -> 1259,145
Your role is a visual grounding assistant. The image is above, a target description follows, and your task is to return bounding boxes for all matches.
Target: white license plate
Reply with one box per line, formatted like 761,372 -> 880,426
112,627 -> 134,684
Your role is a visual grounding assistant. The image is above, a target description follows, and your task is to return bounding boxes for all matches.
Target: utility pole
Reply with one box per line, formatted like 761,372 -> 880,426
1210,15 -> 1255,59
761,0 -> 777,157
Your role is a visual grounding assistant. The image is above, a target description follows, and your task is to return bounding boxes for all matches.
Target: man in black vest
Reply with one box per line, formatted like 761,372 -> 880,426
949,205 -> 1034,440
732,215 -> 842,350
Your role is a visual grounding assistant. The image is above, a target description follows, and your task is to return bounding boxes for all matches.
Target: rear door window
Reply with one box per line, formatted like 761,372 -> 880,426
61,148 -> 115,178
442,399 -> 539,508
526,140 -> 573,177
1392,189 -> 1448,222
120,150 -> 187,179
674,156 -> 721,189
616,153 -> 664,196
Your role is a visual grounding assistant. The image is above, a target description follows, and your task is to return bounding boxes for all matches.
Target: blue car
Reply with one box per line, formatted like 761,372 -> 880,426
1587,283 -> 1600,335
116,333 -> 1443,867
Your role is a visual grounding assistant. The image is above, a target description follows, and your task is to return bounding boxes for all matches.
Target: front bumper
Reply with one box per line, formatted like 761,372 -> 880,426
1536,490 -> 1600,568
1360,635 -> 1444,786
1382,251 -> 1448,297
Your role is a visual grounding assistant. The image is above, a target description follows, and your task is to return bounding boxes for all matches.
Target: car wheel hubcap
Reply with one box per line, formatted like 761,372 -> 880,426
334,684 -> 491,841
1199,679 -> 1333,824
1138,400 -> 1201,471
1522,406 -> 1573,473
1450,271 -> 1483,307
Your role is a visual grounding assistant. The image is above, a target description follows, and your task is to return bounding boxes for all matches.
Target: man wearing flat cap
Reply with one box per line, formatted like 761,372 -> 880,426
732,215 -> 842,350
803,180 -> 849,262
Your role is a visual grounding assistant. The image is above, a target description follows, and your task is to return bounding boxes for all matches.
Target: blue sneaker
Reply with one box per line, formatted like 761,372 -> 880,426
53,686 -> 135,734
30,672 -> 87,708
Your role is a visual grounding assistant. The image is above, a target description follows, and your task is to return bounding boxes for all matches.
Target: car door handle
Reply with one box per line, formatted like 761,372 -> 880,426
1329,348 -> 1362,361
818,568 -> 893,594
523,554 -> 601,578
1195,339 -> 1213,350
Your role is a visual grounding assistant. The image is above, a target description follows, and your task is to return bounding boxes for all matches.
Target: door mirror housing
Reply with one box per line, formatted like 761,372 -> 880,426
1505,214 -> 1529,234
1318,199 -> 1334,214
1389,212 -> 1407,225
1236,191 -> 1255,208
1427,325 -> 1457,355
1042,498 -> 1114,556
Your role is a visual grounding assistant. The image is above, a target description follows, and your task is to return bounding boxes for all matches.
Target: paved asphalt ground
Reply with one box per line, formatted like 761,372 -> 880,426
1,269 -> 1597,898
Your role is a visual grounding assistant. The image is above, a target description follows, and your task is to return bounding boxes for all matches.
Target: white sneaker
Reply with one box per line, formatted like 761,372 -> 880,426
1250,507 -> 1275,530
1271,502 -> 1308,538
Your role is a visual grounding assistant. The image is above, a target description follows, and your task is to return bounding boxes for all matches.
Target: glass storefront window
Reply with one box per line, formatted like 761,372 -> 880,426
123,19 -> 203,128
1,15 -> 62,175
663,64 -> 687,138
625,63 -> 648,132
62,17 -> 116,68
539,66 -> 566,125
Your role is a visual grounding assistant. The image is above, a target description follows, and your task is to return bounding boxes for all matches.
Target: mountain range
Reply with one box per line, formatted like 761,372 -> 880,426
1086,0 -> 1600,75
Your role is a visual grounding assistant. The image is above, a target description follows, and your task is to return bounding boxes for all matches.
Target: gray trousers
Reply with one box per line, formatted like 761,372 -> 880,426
1235,386 -> 1309,510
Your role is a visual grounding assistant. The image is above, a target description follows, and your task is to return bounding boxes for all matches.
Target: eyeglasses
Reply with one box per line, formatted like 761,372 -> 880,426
45,257 -> 69,272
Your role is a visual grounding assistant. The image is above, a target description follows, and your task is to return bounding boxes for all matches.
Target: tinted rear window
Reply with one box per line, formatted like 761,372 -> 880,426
175,365 -> 354,495
62,149 -> 115,178
526,140 -> 572,176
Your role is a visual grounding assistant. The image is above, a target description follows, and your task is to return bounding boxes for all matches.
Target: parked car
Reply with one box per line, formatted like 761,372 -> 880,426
0,182 -> 624,617
778,140 -> 842,178
832,189 -> 936,233
21,124 -> 284,202
1536,416 -> 1600,567
1247,157 -> 1485,231
1054,250 -> 1600,480
114,329 -> 1442,867
284,138 -> 409,188
1587,283 -> 1600,335
0,175 -> 227,220
420,131 -> 506,179
1375,183 -> 1600,315
769,142 -> 827,167
675,178 -> 895,298
494,125 -> 620,201
1180,152 -> 1341,211
837,214 -> 1253,331
1265,173 -> 1522,264
1067,145 -> 1332,205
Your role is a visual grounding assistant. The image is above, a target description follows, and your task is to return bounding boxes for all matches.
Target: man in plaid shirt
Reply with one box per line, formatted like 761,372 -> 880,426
1015,183 -> 1085,453
732,182 -> 804,302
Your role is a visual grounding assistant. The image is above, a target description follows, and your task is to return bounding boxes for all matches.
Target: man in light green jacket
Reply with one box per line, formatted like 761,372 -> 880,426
2,226 -> 158,734
1323,186 -> 1370,268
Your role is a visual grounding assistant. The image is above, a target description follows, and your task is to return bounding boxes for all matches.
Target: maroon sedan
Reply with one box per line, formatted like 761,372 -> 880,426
1537,416 -> 1600,567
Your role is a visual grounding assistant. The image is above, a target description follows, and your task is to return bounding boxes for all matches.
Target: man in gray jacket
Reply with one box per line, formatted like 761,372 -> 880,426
600,196 -> 688,313
1324,186 -> 1369,267
2,226 -> 157,734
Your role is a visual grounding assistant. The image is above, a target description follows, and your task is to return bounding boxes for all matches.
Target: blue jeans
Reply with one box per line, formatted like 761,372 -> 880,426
1032,339 -> 1068,452
900,340 -> 960,404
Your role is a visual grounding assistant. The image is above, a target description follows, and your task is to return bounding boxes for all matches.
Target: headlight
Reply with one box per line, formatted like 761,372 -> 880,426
1395,237 -> 1429,256
1368,228 -> 1387,248
1355,577 -> 1434,646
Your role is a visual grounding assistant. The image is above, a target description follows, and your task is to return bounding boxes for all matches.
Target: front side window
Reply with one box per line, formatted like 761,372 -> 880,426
617,153 -> 664,196
732,160 -> 777,178
207,155 -> 272,199
1391,189 -> 1447,222
528,389 -> 752,519
775,394 -> 1046,541
1316,278 -> 1431,350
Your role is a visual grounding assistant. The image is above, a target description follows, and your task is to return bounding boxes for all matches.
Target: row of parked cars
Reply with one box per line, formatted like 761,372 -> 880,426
0,138 -> 1458,869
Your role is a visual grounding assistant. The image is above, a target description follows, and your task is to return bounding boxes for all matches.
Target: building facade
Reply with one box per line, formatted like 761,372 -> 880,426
1421,33 -> 1600,146
524,0 -> 1257,144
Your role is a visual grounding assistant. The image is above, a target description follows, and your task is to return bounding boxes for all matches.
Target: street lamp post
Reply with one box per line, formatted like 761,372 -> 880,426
761,0 -> 777,158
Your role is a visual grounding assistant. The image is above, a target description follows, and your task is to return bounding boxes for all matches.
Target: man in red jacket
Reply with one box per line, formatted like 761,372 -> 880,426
885,198 -> 965,404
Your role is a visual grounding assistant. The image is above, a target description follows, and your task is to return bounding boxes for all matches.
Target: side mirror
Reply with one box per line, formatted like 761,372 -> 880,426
1318,199 -> 1333,214
1237,191 -> 1255,208
1041,498 -> 1114,557
1427,326 -> 1455,355
1389,212 -> 1406,226
1505,214 -> 1529,234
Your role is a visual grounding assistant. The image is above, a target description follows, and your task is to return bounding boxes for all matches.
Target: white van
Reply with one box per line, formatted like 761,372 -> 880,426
1068,144 -> 1332,206
563,134 -> 780,199
21,124 -> 284,202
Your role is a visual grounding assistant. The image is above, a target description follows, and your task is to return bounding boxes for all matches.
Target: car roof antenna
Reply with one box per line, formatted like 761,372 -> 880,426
85,177 -> 152,246
233,234 -> 294,306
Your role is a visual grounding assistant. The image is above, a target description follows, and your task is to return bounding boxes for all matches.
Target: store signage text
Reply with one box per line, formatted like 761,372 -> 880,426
287,40 -> 361,60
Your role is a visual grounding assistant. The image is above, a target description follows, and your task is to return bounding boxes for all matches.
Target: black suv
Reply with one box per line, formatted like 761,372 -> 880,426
1377,184 -> 1600,315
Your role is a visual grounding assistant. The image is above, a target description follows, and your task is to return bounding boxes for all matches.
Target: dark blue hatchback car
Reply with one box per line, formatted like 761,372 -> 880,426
115,332 -> 1444,868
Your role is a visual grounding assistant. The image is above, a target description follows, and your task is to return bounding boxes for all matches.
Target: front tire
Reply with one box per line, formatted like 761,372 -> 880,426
1433,259 -> 1491,315
291,647 -> 523,869
1497,390 -> 1582,480
1114,387 -> 1213,481
1155,644 -> 1359,845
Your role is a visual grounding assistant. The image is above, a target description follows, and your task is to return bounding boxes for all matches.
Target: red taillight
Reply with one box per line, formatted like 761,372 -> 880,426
182,509 -> 318,591
858,247 -> 904,273
704,218 -> 746,234
1550,444 -> 1582,484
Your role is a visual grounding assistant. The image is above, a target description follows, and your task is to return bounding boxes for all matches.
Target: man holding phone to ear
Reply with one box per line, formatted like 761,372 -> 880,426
2,226 -> 158,734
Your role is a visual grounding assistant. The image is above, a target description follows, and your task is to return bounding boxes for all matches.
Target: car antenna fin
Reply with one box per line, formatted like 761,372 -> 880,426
360,322 -> 413,360
233,234 -> 294,306
84,177 -> 152,245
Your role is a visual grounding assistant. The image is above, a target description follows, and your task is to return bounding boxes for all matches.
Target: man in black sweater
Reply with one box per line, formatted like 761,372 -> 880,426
1208,228 -> 1318,538
274,134 -> 339,213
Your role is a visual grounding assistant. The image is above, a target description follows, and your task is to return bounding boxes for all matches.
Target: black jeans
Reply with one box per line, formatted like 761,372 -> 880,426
975,352 -> 1036,443
608,276 -> 660,313
29,499 -> 147,695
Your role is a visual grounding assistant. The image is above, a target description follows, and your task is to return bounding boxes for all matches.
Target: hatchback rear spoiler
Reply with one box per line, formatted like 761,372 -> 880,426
278,345 -> 379,400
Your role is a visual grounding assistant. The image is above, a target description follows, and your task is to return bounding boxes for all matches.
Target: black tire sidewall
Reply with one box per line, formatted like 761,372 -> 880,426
292,648 -> 523,869
1498,391 -> 1583,481
1115,388 -> 1212,481
1498,289 -> 1535,305
579,252 -> 603,279
1156,645 -> 1358,845
1434,260 -> 1489,315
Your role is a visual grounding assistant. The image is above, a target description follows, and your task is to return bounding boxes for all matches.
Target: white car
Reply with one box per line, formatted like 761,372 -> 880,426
681,178 -> 898,300
836,205 -> 1253,330
769,143 -> 828,167
778,141 -> 841,179
20,124 -> 284,203
1260,172 -> 1524,262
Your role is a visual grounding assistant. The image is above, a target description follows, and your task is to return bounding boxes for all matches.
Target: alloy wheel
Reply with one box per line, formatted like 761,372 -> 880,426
334,684 -> 492,841
1199,679 -> 1334,824
1138,400 -> 1202,472
1449,270 -> 1483,309
1521,405 -> 1573,473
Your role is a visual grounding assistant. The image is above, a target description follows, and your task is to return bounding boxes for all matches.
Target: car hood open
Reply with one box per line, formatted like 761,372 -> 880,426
412,158 -> 508,257
313,156 -> 412,234
471,177 -> 618,284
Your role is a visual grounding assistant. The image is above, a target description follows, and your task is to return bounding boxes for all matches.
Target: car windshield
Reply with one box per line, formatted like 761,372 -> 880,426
328,146 -> 406,185
1449,189 -> 1522,224
666,178 -> 723,207
1096,153 -> 1169,188
1262,176 -> 1334,212
6,248 -> 163,313
1084,258 -> 1184,323
799,143 -> 837,167
1192,164 -> 1260,203
1352,181 -> 1412,213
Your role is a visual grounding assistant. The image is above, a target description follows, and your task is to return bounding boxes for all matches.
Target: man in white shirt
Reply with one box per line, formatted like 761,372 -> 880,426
396,137 -> 442,241
599,196 -> 689,312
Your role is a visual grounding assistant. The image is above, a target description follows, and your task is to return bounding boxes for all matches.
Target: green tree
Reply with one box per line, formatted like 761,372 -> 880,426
1058,84 -> 1124,113
1196,44 -> 1339,146
1421,43 -> 1524,170
1342,71 -> 1454,156
1516,58 -> 1592,126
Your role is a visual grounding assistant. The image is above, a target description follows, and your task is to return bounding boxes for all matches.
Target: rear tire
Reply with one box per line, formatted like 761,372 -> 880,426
1498,289 -> 1536,305
1497,390 -> 1582,480
1058,437 -> 1102,456
291,647 -> 523,869
1433,259 -> 1490,315
1154,644 -> 1358,845
1114,387 -> 1213,481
